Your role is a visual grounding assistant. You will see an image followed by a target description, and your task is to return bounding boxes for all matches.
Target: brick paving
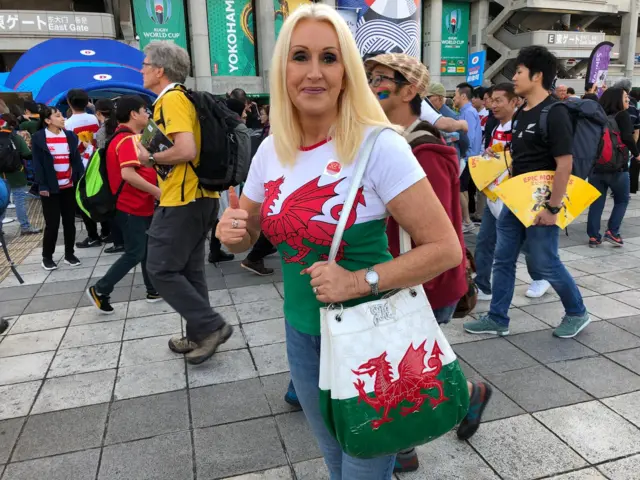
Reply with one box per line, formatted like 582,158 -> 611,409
0,195 -> 639,479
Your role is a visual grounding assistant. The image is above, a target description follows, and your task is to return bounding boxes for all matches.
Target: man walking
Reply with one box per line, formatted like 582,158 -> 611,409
136,41 -> 233,365
87,96 -> 162,313
464,46 -> 590,338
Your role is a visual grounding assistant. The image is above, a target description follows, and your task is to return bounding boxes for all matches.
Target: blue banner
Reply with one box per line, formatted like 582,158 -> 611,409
466,51 -> 486,87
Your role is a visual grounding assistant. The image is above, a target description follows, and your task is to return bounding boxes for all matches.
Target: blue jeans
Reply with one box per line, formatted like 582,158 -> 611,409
475,205 -> 540,295
1,183 -> 34,230
488,209 -> 586,326
286,321 -> 396,480
587,171 -> 630,239
433,303 -> 457,325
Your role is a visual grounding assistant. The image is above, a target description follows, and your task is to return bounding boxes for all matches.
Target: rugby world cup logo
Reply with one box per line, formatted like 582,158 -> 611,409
146,0 -> 172,25
446,8 -> 461,35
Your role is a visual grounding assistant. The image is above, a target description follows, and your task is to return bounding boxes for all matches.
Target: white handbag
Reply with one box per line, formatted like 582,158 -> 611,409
318,127 -> 470,459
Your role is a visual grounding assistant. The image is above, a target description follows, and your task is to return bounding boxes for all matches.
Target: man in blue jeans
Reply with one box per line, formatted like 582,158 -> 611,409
464,46 -> 590,339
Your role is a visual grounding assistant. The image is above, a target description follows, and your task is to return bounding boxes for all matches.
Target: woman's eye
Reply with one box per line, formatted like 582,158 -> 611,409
292,51 -> 308,62
323,53 -> 337,64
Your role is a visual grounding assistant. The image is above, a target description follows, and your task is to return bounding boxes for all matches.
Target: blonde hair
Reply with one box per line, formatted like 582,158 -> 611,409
269,3 -> 396,167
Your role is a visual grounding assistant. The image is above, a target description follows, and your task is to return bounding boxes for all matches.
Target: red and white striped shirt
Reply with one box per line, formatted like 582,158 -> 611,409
490,120 -> 512,148
46,129 -> 73,189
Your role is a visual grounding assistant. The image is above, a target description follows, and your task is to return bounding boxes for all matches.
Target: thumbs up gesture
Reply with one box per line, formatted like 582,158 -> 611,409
216,186 -> 250,245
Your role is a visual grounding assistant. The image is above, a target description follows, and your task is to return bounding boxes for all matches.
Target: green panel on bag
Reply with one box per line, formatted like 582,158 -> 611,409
319,361 -> 470,459
84,152 -> 104,197
75,184 -> 90,218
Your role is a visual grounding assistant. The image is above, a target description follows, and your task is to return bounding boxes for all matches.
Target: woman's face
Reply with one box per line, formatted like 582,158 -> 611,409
260,109 -> 269,125
47,110 -> 65,129
623,91 -> 630,110
285,19 -> 345,119
96,111 -> 106,124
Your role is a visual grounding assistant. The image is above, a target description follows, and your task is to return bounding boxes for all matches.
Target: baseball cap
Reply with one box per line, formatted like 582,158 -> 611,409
365,53 -> 430,98
427,83 -> 446,97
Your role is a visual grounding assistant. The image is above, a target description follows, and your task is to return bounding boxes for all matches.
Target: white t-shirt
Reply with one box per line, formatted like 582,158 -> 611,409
419,100 -> 443,126
486,120 -> 512,218
243,127 -> 425,335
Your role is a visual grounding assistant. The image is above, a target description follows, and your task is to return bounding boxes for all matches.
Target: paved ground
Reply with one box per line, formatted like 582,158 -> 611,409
0,194 -> 640,480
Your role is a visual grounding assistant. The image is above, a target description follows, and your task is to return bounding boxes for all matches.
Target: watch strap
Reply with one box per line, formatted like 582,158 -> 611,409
366,267 -> 379,296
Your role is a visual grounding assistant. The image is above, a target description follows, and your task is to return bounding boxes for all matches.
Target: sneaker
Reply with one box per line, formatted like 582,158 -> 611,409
588,237 -> 602,248
64,254 -> 82,267
463,315 -> 509,336
457,382 -> 493,440
477,290 -> 492,301
185,324 -> 234,365
100,234 -> 112,243
208,250 -> 235,263
1,218 -> 14,225
394,449 -> 419,473
86,286 -> 114,314
604,230 -> 624,247
0,318 -> 9,334
146,291 -> 162,303
462,222 -> 476,233
553,312 -> 591,338
76,237 -> 101,249
104,245 -> 125,254
41,258 -> 58,271
526,280 -> 551,298
168,336 -> 197,354
284,390 -> 301,408
20,226 -> 41,235
6,203 -> 14,209
241,258 -> 274,276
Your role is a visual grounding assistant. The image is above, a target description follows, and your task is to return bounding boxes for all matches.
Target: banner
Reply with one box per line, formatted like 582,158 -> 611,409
337,0 -> 422,59
337,9 -> 358,38
274,0 -> 314,39
585,41 -> 614,96
132,0 -> 188,50
466,51 -> 486,87
207,0 -> 257,76
441,2 -> 469,76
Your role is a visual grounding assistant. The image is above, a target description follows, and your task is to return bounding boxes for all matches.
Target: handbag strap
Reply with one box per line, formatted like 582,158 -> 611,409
328,127 -> 388,262
399,227 -> 412,255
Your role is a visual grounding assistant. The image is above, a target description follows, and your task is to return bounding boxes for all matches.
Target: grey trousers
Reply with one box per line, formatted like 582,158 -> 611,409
146,197 -> 225,342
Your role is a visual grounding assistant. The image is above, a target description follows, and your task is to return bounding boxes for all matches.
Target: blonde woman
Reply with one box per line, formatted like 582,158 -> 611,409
217,5 -> 462,478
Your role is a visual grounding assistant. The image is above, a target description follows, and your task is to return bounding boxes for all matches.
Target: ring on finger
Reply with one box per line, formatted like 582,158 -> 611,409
231,219 -> 239,229
313,287 -> 319,295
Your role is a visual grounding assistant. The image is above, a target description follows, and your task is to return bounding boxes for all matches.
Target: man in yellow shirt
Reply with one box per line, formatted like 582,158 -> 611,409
136,41 -> 233,365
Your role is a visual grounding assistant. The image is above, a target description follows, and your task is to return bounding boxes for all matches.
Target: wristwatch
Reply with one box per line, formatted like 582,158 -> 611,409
545,203 -> 561,214
148,154 -> 156,166
365,267 -> 380,296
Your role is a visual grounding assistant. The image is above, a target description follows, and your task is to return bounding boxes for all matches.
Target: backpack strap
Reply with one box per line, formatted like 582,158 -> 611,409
538,102 -> 568,145
106,128 -> 136,202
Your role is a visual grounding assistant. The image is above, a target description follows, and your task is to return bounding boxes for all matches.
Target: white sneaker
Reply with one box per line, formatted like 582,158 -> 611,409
526,280 -> 551,298
1,218 -> 14,225
6,203 -> 15,209
477,291 -> 492,301
462,222 -> 476,233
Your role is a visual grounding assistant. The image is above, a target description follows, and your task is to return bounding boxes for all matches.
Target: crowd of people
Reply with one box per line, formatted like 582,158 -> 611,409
3,3 -> 640,478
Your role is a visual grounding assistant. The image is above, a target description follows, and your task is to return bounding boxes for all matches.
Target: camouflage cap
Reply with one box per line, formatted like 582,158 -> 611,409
365,53 -> 430,98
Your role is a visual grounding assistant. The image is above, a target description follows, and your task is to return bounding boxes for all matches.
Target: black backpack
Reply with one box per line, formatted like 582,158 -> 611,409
159,87 -> 251,192
0,132 -> 23,173
76,128 -> 130,222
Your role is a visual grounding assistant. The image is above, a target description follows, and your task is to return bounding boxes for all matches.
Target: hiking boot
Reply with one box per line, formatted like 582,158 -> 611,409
394,449 -> 419,473
463,315 -> 509,336
41,258 -> 58,271
526,280 -> 550,298
241,258 -> 274,276
104,245 -> 125,254
185,324 -> 234,365
64,254 -> 81,267
20,226 -> 41,235
0,318 -> 9,334
457,382 -> 493,440
76,237 -> 101,249
146,291 -> 162,303
168,336 -> 197,354
588,236 -> 602,248
604,230 -> 624,247
208,250 -> 235,263
553,312 -> 591,338
86,286 -> 114,314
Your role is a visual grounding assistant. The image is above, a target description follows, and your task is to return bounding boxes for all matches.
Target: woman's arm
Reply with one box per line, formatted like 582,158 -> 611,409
616,111 -> 640,158
31,138 -> 47,191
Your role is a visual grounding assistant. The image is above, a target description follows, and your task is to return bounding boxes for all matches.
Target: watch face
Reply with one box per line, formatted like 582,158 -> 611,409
365,270 -> 379,285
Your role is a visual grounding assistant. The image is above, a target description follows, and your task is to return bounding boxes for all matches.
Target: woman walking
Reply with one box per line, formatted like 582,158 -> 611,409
587,87 -> 637,248
216,5 -> 479,478
32,107 -> 84,270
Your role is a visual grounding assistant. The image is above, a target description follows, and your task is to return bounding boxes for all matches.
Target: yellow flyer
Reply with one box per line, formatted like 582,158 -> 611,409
483,169 -> 510,202
469,146 -> 513,191
494,171 -> 601,229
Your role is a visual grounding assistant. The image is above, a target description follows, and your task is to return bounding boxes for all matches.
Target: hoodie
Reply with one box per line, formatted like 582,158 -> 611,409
386,120 -> 467,310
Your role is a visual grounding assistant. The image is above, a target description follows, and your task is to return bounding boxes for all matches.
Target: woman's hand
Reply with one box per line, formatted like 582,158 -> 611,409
39,190 -> 49,197
216,187 -> 249,245
304,261 -> 362,303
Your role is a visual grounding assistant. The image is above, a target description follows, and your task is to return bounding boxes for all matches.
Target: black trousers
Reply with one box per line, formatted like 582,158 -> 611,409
631,158 -> 640,194
79,209 -> 110,240
247,233 -> 275,262
41,188 -> 76,259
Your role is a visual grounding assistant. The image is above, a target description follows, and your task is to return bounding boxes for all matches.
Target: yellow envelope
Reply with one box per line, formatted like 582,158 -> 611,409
469,149 -> 513,191
493,171 -> 602,229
